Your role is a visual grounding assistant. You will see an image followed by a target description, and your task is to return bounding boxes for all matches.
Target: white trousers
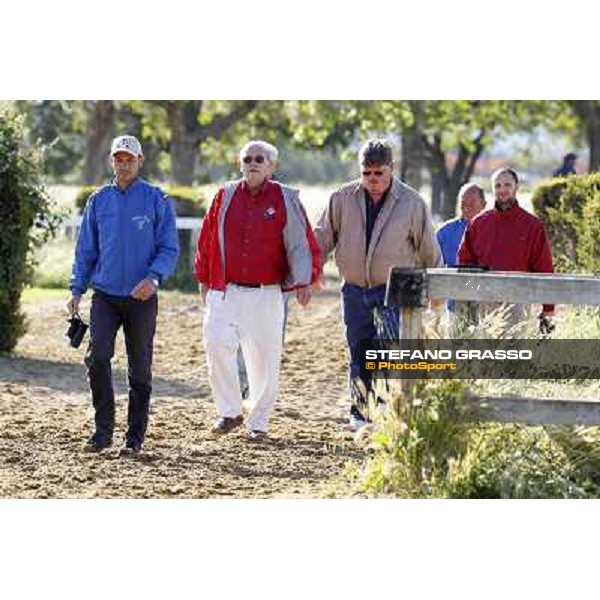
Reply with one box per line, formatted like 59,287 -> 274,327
203,284 -> 284,432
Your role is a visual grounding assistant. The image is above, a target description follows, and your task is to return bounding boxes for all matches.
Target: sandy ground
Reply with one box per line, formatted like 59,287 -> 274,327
0,288 -> 365,498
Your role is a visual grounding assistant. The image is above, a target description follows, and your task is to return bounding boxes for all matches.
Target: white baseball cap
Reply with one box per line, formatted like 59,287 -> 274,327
111,135 -> 143,157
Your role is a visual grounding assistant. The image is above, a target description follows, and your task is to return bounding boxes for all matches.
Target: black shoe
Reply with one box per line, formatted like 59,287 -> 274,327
211,415 -> 244,435
83,435 -> 112,453
120,440 -> 142,456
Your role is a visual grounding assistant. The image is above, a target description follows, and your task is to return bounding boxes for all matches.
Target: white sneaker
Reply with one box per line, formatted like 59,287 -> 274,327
349,411 -> 369,431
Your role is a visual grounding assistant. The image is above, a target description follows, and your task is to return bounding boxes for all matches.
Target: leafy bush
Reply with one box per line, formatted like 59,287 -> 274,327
0,107 -> 60,351
577,189 -> 600,274
359,379 -> 600,498
360,380 -> 473,498
164,185 -> 205,217
163,186 -> 206,291
74,185 -> 98,213
531,173 -> 600,273
446,424 -> 597,499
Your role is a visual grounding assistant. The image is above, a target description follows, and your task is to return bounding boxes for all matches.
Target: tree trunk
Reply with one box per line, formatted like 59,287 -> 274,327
429,165 -> 446,218
116,103 -> 165,181
400,101 -> 425,189
167,101 -> 202,186
401,130 -> 425,189
424,131 -> 486,222
570,101 -> 600,172
83,101 -> 115,185
164,100 -> 260,186
141,141 -> 163,181
588,119 -> 600,172
423,134 -> 448,219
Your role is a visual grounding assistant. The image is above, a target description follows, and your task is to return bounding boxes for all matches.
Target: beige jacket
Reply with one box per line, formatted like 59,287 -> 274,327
314,177 -> 442,288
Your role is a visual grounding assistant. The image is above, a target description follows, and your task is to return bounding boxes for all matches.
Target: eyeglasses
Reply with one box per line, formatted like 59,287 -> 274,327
362,170 -> 385,177
243,155 -> 266,164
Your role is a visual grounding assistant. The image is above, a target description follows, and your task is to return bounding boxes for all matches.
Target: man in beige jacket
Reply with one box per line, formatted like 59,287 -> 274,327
314,139 -> 442,430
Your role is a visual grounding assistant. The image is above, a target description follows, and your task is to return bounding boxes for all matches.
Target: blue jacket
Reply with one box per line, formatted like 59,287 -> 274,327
436,217 -> 467,267
436,217 -> 467,312
70,178 -> 180,297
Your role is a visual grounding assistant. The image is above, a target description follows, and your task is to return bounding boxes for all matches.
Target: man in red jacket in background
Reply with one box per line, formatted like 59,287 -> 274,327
195,140 -> 320,440
458,167 -> 555,334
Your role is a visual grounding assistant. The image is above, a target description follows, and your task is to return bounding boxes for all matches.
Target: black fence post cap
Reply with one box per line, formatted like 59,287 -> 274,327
385,267 -> 427,308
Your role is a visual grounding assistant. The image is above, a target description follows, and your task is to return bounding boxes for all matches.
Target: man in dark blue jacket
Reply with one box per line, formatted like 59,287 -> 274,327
68,135 -> 179,454
553,152 -> 578,177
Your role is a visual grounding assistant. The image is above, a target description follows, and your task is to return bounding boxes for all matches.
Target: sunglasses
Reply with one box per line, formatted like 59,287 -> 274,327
243,155 -> 266,164
362,170 -> 385,177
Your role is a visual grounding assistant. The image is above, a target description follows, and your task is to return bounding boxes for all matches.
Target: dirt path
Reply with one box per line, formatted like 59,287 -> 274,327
0,289 -> 364,498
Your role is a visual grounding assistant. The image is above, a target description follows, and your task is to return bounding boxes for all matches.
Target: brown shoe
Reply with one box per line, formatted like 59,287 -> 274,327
248,430 -> 268,441
212,415 -> 244,435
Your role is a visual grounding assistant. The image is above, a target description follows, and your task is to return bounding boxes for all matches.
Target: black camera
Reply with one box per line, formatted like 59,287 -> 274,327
65,314 -> 89,348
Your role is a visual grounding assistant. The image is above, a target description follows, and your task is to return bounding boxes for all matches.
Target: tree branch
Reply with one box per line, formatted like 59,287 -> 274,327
198,101 -> 260,140
465,130 -> 486,182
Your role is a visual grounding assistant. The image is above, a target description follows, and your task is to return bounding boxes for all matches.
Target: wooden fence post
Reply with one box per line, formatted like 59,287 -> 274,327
385,268 -> 427,414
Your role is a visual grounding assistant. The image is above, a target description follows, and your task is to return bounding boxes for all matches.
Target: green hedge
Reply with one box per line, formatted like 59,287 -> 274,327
75,184 -> 206,291
531,173 -> 600,274
74,185 -> 99,214
0,108 -> 59,351
162,186 -> 205,291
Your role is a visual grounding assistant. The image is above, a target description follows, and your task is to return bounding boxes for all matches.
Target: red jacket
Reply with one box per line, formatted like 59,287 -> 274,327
458,201 -> 554,312
195,180 -> 320,292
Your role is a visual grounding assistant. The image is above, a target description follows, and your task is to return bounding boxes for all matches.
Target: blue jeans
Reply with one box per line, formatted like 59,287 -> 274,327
341,283 -> 399,415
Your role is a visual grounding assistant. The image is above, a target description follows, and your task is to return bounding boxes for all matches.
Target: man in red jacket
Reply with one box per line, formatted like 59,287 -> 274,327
195,140 -> 320,440
458,167 -> 555,333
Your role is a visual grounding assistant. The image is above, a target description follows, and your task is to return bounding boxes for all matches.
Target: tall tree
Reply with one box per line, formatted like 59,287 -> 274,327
386,101 -> 557,219
290,100 -> 561,220
83,100 -> 115,185
116,102 -> 164,180
159,100 -> 261,185
400,101 -> 425,190
22,101 -> 83,180
568,101 -> 600,172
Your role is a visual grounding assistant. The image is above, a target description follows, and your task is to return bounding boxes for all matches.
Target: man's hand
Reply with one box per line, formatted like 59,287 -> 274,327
311,272 -> 325,293
429,298 -> 445,311
199,283 -> 208,306
296,286 -> 311,306
67,295 -> 81,315
131,278 -> 157,301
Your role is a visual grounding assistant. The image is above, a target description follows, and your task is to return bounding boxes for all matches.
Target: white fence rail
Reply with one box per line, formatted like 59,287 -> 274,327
386,267 -> 600,424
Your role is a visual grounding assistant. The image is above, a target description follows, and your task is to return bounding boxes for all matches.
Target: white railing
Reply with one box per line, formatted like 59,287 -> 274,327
386,267 -> 600,425
60,216 -> 203,231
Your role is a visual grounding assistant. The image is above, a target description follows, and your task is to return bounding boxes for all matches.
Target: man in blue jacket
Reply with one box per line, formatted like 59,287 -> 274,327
436,182 -> 486,312
68,135 -> 179,454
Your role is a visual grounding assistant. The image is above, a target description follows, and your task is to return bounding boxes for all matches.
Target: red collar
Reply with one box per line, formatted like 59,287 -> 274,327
241,178 -> 271,196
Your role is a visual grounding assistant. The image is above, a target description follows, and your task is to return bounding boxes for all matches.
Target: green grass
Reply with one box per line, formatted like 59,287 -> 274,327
32,236 -> 74,289
22,287 -> 68,302
48,184 -> 79,213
